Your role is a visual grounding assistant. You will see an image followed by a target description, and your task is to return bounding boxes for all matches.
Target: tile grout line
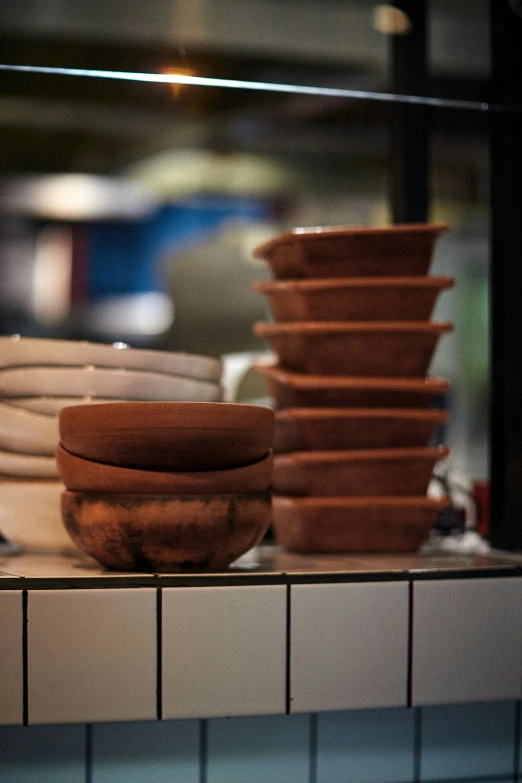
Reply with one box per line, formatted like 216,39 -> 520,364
286,583 -> 291,714
309,713 -> 318,783
85,724 -> 93,783
199,719 -> 208,783
407,579 -> 414,709
156,587 -> 162,721
413,706 -> 422,783
22,589 -> 28,726
513,700 -> 521,782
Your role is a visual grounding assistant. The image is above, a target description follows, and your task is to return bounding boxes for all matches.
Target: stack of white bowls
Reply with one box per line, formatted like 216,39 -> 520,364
0,336 -> 222,553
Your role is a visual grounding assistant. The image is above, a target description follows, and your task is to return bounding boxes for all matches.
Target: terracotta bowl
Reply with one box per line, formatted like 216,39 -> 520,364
255,321 -> 452,377
0,366 -> 222,402
253,277 -> 454,322
273,446 -> 449,497
274,408 -> 448,453
253,222 -> 448,279
255,364 -> 450,409
61,490 -> 272,571
0,335 -> 222,381
0,478 -> 78,554
56,444 -> 273,494
272,495 -> 449,553
0,400 -> 58,455
59,401 -> 275,471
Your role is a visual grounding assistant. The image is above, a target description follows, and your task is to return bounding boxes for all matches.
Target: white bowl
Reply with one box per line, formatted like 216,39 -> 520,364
0,448 -> 58,478
0,478 -> 78,553
0,336 -> 222,382
0,401 -> 58,455
6,397 -> 124,416
0,366 -> 223,402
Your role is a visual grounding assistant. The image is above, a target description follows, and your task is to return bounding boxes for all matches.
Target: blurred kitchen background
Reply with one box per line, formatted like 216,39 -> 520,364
0,0 -> 489,479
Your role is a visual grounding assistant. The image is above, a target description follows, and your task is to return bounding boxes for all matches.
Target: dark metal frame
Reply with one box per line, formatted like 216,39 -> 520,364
391,0 -> 522,549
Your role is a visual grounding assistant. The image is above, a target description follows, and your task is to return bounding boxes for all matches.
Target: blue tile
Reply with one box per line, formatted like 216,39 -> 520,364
316,708 -> 415,783
421,701 -> 516,780
0,724 -> 85,783
207,714 -> 310,783
92,720 -> 200,783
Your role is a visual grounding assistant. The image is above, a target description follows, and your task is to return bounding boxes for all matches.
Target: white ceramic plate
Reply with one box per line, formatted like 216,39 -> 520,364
0,336 -> 222,382
7,396 -> 130,416
0,448 -> 58,478
0,401 -> 58,455
0,478 -> 79,553
0,366 -> 223,402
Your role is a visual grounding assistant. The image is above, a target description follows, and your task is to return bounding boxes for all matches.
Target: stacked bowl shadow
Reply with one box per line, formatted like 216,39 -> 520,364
57,401 -> 275,572
252,222 -> 453,554
0,336 -> 223,554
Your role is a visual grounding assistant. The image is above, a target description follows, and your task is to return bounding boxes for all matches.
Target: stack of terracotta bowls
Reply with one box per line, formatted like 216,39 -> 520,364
0,336 -> 223,553
57,401 -> 275,571
252,222 -> 453,554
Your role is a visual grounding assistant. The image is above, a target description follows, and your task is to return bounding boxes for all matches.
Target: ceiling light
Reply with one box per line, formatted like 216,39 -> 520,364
373,5 -> 412,35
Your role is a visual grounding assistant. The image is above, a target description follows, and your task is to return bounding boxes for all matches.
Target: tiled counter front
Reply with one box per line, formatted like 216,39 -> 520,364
1,551 -> 522,726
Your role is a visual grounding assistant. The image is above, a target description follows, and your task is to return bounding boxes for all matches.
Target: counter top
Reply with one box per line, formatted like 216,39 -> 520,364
0,545 -> 521,589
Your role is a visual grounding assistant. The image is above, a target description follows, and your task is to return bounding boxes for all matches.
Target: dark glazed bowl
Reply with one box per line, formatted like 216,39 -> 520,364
272,495 -> 449,553
255,364 -> 450,409
253,222 -> 448,279
59,401 -> 274,471
61,490 -> 272,572
254,321 -> 452,377
253,277 -> 454,322
273,446 -> 449,497
274,408 -> 448,453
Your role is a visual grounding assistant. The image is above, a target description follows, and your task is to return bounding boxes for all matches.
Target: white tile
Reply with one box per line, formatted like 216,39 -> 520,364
28,588 -> 156,724
290,582 -> 409,712
0,591 -> 23,725
162,586 -> 286,718
412,578 -> 522,705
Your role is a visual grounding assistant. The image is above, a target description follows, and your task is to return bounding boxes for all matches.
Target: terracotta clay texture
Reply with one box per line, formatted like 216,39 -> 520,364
255,321 -> 452,377
274,408 -> 448,453
61,490 -> 272,571
273,446 -> 449,497
253,222 -> 448,279
56,444 -> 273,495
255,364 -> 450,409
253,277 -> 454,322
272,495 -> 449,553
59,401 -> 275,471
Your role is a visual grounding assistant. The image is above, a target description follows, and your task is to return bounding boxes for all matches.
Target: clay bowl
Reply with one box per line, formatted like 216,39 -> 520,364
253,277 -> 454,322
255,364 -> 450,409
273,446 -> 449,497
274,408 -> 448,453
61,490 -> 272,571
0,366 -> 222,402
0,478 -> 78,554
272,495 -> 450,553
56,444 -> 273,494
0,400 -> 58,455
59,401 -> 275,472
0,335 -> 222,381
254,321 -> 452,377
253,222 -> 448,279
